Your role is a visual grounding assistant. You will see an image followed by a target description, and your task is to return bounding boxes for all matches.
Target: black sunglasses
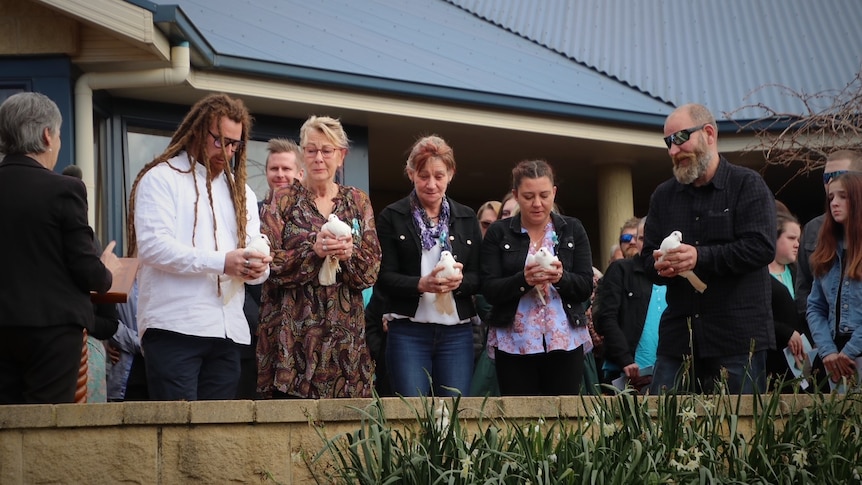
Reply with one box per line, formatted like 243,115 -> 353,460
822,170 -> 862,185
209,130 -> 245,150
663,124 -> 705,148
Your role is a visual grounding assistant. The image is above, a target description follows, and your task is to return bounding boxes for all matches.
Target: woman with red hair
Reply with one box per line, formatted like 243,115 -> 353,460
807,173 -> 862,389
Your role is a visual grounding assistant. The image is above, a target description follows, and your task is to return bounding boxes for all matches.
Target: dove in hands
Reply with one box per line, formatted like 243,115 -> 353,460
525,247 -> 559,305
245,233 -> 271,259
433,250 -> 460,315
319,214 -> 353,286
219,234 -> 272,305
658,230 -> 707,293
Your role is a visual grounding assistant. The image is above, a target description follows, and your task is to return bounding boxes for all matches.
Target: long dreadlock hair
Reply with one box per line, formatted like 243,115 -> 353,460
127,93 -> 253,259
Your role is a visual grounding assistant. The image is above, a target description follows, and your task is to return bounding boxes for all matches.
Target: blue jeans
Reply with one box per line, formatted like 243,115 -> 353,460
142,328 -> 240,401
386,319 -> 473,397
650,350 -> 767,395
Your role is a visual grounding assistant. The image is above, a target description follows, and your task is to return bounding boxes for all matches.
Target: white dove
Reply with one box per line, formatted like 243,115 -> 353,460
219,234 -> 272,305
432,250 -> 460,315
525,246 -> 559,305
659,230 -> 707,293
319,213 -> 353,286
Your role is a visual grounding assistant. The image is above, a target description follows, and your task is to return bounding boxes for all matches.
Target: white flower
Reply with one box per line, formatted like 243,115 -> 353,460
534,424 -> 540,433
434,400 -> 450,435
679,407 -> 697,423
538,418 -> 545,426
701,401 -> 715,413
669,458 -> 684,471
459,456 -> 472,479
602,423 -> 616,436
791,448 -> 808,468
548,453 -> 558,463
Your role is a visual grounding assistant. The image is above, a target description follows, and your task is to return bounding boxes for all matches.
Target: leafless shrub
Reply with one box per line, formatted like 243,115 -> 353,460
725,68 -> 862,190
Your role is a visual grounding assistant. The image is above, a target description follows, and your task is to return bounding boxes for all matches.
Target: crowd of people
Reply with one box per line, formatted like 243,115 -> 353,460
1,92 -> 860,405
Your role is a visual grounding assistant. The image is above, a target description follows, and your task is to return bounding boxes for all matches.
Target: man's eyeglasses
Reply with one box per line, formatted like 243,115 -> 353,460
209,130 -> 244,150
823,170 -> 861,185
663,124 -> 705,148
620,233 -> 636,244
303,146 -> 341,159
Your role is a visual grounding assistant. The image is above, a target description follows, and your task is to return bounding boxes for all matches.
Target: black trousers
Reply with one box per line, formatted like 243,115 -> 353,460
0,325 -> 84,404
495,346 -> 585,396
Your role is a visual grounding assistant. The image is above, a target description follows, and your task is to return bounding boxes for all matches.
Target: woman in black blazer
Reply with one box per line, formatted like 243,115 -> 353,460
0,92 -> 114,404
480,160 -> 594,396
376,135 -> 481,397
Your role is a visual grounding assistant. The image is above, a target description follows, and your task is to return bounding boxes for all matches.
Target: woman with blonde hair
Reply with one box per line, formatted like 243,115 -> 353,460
257,115 -> 381,399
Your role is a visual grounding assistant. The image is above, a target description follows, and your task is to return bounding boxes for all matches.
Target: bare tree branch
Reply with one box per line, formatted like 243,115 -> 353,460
725,68 -> 862,191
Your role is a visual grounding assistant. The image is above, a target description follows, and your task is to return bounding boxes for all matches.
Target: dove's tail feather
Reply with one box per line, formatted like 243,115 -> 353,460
319,257 -> 339,286
219,275 -> 243,305
535,286 -> 546,305
434,292 -> 456,315
680,270 -> 707,293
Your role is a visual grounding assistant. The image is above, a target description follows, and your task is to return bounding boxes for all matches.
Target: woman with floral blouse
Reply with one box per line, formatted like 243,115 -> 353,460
480,160 -> 594,396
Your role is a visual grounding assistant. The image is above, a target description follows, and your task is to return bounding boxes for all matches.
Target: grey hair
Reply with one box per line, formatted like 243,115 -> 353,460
0,92 -> 62,156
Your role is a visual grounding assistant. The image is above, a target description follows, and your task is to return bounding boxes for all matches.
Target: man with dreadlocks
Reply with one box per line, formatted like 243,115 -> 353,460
127,93 -> 272,401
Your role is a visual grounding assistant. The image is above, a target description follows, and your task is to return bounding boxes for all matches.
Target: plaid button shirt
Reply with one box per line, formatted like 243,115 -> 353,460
642,157 -> 776,358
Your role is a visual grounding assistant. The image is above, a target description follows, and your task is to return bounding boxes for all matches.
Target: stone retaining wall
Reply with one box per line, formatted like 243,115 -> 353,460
0,395 -> 771,484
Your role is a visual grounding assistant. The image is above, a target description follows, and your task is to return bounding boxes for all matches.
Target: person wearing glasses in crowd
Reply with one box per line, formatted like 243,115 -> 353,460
643,103 -> 776,395
595,217 -> 662,393
477,200 -> 501,238
128,93 -> 272,401
481,160 -> 594,396
807,172 -> 862,390
795,150 -> 862,314
257,116 -> 380,399
618,217 -> 640,259
376,135 -> 481,397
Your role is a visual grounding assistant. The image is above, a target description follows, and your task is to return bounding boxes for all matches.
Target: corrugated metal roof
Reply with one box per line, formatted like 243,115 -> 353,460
448,0 -> 862,120
141,0 -> 674,118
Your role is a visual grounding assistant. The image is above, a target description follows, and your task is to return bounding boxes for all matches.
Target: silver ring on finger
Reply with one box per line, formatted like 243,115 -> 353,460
323,244 -> 327,251
244,259 -> 250,267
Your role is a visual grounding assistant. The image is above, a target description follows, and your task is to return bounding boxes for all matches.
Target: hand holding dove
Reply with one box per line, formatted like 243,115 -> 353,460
655,230 -> 707,293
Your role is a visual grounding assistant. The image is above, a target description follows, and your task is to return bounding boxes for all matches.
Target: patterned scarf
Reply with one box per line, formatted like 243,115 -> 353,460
410,190 -> 451,251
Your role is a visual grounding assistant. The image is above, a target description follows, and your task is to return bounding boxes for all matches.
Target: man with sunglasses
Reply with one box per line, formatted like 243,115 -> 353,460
795,150 -> 862,315
642,103 -> 776,395
618,217 -> 641,259
128,93 -> 272,401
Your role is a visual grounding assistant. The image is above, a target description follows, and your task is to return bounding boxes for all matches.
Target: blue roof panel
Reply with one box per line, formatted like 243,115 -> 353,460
144,0 -> 674,116
449,0 -> 862,120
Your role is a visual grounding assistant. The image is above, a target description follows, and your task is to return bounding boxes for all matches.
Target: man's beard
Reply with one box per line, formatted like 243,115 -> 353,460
623,245 -> 639,258
672,147 -> 710,185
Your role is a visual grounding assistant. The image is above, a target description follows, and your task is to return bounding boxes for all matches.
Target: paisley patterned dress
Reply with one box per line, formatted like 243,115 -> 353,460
257,181 -> 381,398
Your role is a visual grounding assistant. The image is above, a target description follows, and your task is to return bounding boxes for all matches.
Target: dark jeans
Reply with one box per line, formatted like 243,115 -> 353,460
649,350 -> 767,395
0,325 -> 84,404
495,346 -> 585,396
142,328 -> 240,401
386,319 -> 474,397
